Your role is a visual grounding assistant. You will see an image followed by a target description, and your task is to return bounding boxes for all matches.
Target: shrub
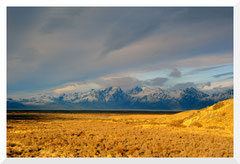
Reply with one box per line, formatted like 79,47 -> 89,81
213,102 -> 225,110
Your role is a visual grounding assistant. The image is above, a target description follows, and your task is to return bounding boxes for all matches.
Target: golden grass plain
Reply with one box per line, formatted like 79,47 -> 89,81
7,99 -> 233,157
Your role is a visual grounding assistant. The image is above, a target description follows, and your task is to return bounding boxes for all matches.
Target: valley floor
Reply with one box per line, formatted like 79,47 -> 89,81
7,99 -> 233,157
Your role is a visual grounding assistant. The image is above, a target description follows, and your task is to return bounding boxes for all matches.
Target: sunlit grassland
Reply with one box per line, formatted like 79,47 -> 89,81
7,99 -> 233,157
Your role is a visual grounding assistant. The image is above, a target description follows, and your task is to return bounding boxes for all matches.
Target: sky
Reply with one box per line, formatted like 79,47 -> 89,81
7,7 -> 233,98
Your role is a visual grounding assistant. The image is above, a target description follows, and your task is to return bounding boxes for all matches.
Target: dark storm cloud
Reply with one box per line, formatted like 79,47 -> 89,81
7,7 -> 47,54
169,68 -> 181,78
99,8 -> 177,56
100,7 -> 233,57
213,72 -> 233,78
7,7 -> 233,95
40,9 -> 85,34
225,76 -> 233,80
185,65 -> 228,76
196,65 -> 226,72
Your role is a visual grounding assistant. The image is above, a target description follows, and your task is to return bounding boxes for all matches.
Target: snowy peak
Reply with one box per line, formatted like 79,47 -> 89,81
211,89 -> 233,101
127,86 -> 143,95
7,86 -> 233,110
181,87 -> 209,98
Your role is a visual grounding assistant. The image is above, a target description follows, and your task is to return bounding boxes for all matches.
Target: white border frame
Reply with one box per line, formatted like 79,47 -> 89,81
1,0 -> 240,163
234,0 -> 240,162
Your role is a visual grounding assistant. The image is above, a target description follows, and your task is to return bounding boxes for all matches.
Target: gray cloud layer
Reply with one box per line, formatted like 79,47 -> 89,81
95,76 -> 169,91
170,82 -> 197,90
7,7 -> 233,94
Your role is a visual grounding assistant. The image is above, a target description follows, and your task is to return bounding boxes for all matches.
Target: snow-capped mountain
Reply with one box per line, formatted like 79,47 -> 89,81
69,87 -> 129,103
210,89 -> 233,102
7,87 -> 233,110
126,86 -> 143,95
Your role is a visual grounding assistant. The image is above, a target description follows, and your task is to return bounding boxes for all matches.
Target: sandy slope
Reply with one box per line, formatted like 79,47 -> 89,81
7,99 -> 233,157
164,99 -> 233,133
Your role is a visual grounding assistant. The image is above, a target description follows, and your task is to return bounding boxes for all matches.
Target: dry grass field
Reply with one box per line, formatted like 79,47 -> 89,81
7,99 -> 233,158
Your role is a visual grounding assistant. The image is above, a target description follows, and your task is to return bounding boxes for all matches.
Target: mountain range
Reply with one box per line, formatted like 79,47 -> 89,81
7,86 -> 233,110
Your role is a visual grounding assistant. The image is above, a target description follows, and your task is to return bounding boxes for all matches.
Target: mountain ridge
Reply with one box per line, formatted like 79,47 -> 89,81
7,86 -> 233,110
